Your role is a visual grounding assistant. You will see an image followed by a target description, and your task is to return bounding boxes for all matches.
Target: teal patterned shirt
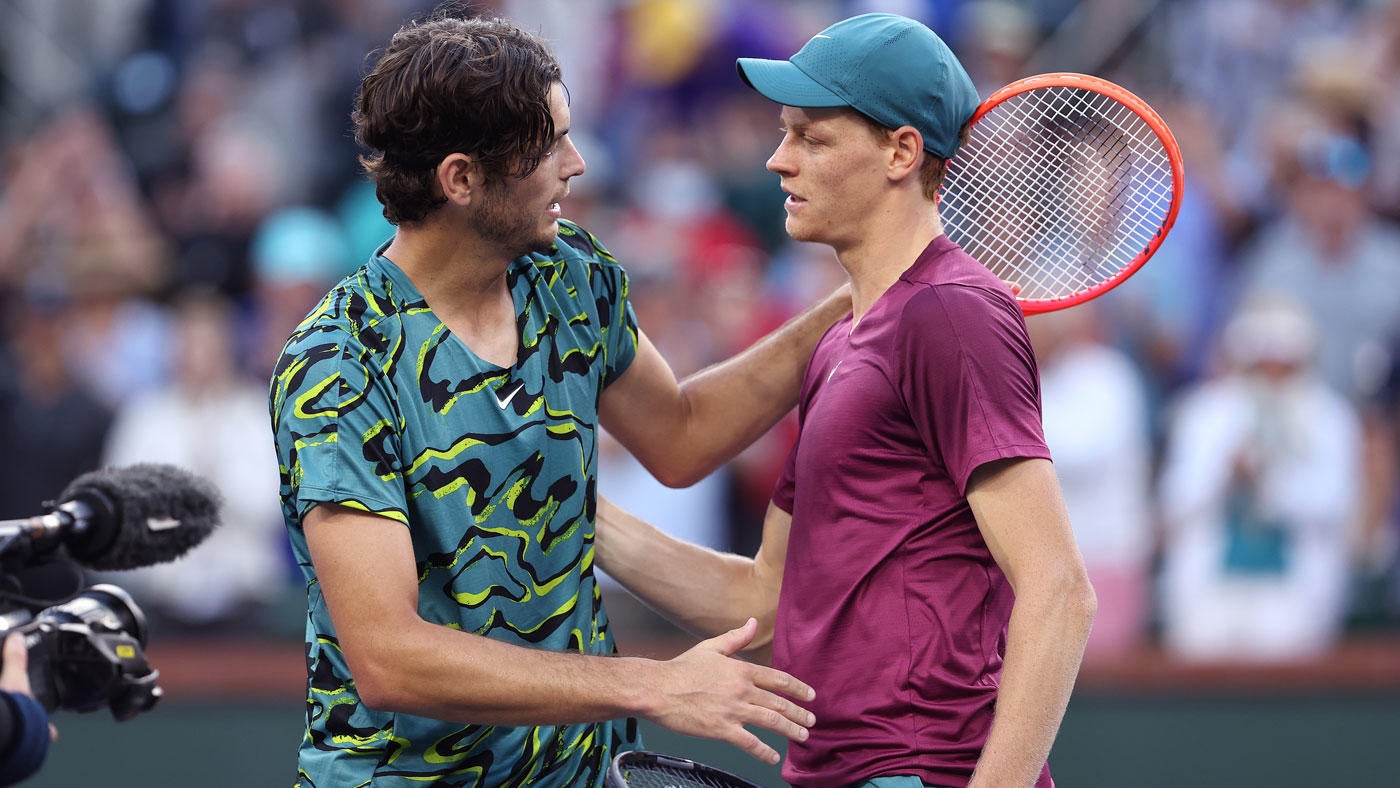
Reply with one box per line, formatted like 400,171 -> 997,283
269,220 -> 642,787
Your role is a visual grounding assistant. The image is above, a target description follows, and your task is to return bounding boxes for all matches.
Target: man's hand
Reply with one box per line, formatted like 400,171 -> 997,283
1,633 -> 56,741
0,634 -> 31,698
644,618 -> 814,764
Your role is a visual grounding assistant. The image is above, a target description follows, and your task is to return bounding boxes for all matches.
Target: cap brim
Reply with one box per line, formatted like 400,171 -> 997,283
736,58 -> 847,108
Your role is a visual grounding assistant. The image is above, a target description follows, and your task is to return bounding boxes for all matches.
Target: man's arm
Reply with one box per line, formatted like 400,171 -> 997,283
965,457 -> 1096,788
304,503 -> 813,764
0,633 -> 52,785
599,287 -> 848,487
595,498 -> 792,663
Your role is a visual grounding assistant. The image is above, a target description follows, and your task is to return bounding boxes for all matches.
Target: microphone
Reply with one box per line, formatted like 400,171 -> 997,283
0,464 -> 222,570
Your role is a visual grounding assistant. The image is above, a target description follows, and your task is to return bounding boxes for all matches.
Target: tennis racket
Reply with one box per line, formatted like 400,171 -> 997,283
606,750 -> 766,788
940,72 -> 1184,314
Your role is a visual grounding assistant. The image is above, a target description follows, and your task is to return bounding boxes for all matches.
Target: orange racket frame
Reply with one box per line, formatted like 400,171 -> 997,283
944,72 -> 1186,314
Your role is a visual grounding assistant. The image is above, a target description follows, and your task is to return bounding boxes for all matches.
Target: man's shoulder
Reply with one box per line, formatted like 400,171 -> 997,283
882,256 -> 1030,371
275,274 -> 411,374
895,277 -> 1020,337
902,239 -> 1016,308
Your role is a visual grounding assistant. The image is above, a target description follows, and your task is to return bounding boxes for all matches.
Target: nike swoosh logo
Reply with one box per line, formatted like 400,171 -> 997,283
496,381 -> 525,410
813,34 -> 831,39
826,361 -> 843,382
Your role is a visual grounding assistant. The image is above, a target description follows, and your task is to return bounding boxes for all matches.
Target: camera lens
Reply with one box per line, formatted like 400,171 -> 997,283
33,584 -> 148,646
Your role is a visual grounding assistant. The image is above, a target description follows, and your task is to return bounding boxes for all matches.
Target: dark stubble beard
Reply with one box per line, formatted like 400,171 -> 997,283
467,181 -> 558,258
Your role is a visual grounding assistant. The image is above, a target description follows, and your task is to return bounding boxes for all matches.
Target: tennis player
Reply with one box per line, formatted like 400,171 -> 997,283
269,11 -> 848,787
598,14 -> 1096,788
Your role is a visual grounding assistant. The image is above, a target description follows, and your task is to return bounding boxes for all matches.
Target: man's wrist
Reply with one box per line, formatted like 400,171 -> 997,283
607,656 -> 663,721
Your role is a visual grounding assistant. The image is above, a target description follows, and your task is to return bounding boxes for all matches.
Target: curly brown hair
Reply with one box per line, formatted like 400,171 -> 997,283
352,13 -> 562,225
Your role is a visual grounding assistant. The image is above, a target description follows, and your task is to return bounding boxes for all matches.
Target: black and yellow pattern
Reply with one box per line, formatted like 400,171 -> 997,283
270,220 -> 641,787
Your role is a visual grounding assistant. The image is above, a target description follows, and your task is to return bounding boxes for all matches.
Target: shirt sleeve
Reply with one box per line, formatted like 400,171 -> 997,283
772,437 -> 799,515
575,227 -> 639,389
0,690 -> 49,785
269,322 -> 408,526
895,284 -> 1050,496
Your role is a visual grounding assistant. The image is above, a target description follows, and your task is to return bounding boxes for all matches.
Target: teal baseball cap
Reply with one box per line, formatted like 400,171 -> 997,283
736,13 -> 980,159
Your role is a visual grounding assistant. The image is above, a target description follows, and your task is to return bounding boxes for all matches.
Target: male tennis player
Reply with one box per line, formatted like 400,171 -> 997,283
269,11 -> 847,787
598,13 -> 1096,788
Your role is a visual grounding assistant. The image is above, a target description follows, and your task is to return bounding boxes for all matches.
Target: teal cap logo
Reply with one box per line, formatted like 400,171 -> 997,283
737,13 -> 980,159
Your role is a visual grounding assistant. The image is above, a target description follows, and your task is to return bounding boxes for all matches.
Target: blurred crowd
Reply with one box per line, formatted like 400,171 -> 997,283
1,0 -> 1399,664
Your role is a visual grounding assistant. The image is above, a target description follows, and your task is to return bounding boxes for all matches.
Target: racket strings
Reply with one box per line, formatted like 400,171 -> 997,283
953,93 -> 1168,297
618,766 -> 749,787
943,85 -> 1175,303
963,96 -> 1155,294
1002,91 -> 1171,263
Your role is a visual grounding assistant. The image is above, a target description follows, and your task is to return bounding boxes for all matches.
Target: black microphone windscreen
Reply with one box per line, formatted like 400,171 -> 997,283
59,464 -> 223,570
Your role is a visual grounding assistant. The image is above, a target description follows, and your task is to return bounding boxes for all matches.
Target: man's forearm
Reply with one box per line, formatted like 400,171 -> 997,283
671,288 -> 848,482
595,498 -> 777,649
346,610 -> 811,765
969,579 -> 1096,788
606,287 -> 848,488
362,620 -> 654,724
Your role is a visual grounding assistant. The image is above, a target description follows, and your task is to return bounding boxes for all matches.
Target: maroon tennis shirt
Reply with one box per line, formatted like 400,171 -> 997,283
772,235 -> 1053,788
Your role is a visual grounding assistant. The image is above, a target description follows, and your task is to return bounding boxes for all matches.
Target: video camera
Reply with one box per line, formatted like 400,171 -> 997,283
0,464 -> 221,721
0,583 -> 159,721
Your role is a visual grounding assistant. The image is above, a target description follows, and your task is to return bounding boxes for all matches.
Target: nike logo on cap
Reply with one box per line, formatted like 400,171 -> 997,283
496,381 -> 525,410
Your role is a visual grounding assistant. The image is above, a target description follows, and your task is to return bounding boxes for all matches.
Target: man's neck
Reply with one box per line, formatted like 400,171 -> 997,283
380,215 -> 522,368
836,199 -> 943,324
383,215 -> 513,308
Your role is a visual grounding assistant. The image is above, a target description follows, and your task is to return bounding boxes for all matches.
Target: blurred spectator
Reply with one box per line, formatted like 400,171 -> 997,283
166,113 -> 292,295
0,294 -> 112,520
696,92 -> 793,254
1158,296 -> 1360,661
1360,328 -> 1400,624
0,109 -> 174,407
335,179 -> 397,273
61,277 -> 173,411
1166,0 -> 1354,217
247,204 -> 351,377
1237,120 -> 1400,593
1290,34 -> 1373,144
957,0 -> 1037,97
0,0 -> 149,139
611,125 -> 765,287
1358,0 -> 1400,217
0,109 -> 168,296
1238,129 -> 1400,402
1028,305 -> 1154,661
100,291 -> 290,637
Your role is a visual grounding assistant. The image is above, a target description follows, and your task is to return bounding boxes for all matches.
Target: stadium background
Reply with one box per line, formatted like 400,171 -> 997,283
3,0 -> 1400,785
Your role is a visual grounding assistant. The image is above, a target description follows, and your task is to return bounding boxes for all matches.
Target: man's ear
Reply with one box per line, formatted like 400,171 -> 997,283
887,126 -> 924,183
435,152 -> 482,207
